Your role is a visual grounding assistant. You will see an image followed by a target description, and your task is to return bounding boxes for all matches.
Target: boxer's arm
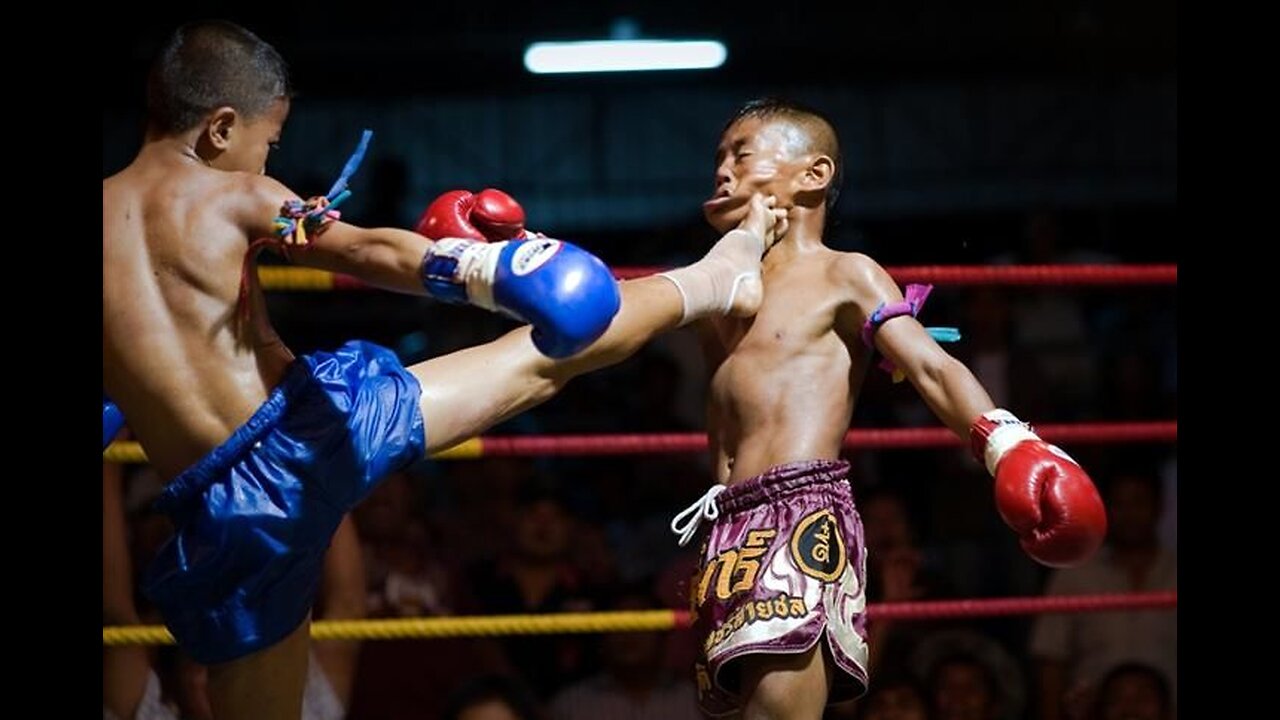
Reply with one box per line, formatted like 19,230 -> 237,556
839,254 -> 1105,568
291,221 -> 434,295
240,174 -> 433,295
835,253 -> 993,436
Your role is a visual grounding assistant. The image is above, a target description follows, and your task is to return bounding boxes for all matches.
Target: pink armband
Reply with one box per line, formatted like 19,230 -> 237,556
861,284 -> 941,381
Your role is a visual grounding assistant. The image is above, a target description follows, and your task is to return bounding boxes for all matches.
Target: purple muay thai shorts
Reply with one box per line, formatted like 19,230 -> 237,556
689,459 -> 868,716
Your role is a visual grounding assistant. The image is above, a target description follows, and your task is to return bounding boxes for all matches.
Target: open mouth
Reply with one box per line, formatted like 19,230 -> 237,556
703,186 -> 737,211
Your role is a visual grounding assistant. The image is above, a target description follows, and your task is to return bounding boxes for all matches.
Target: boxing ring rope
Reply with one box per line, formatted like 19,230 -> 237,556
257,263 -> 1177,292
103,420 -> 1177,463
103,591 -> 1176,646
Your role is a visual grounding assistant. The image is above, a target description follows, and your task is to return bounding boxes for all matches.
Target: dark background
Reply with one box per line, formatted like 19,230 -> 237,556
103,4 -> 1177,718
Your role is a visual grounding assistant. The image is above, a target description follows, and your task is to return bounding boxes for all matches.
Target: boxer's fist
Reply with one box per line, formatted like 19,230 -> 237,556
417,188 -> 617,357
415,189 -> 526,242
421,237 -> 619,357
971,410 -> 1107,567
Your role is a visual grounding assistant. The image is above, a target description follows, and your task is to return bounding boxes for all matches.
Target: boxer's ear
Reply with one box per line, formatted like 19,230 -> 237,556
802,155 -> 835,192
206,107 -> 238,150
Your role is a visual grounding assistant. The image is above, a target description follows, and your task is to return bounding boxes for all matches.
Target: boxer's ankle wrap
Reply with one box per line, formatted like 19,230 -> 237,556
658,229 -> 762,325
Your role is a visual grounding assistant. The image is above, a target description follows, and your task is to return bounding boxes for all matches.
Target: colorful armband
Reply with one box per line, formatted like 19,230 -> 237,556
860,283 -> 961,382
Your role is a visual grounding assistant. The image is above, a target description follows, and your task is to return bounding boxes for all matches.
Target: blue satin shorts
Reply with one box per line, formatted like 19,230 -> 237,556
142,340 -> 425,664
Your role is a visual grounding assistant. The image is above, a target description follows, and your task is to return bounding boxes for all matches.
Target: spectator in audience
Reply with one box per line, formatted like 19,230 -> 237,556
926,652 -> 1004,720
104,452 -> 175,720
471,481 -> 599,699
357,470 -> 461,618
1030,469 -> 1177,720
347,470 -> 509,720
1090,663 -> 1173,720
443,674 -> 545,720
860,487 -> 952,678
550,585 -> 700,720
855,674 -> 932,720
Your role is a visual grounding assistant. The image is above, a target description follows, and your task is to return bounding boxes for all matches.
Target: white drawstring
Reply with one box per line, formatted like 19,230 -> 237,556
670,484 -> 727,547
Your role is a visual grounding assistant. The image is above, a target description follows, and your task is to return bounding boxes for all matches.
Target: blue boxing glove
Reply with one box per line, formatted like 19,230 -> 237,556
103,394 -> 125,449
421,236 -> 620,358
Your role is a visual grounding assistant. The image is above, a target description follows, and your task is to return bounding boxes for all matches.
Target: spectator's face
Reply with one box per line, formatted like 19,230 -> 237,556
457,699 -> 522,720
1108,477 -> 1159,549
863,685 -> 929,720
355,472 -> 412,540
966,288 -> 1010,343
934,662 -> 998,720
603,597 -> 665,673
516,499 -> 570,561
1099,673 -> 1168,720
862,495 -> 913,554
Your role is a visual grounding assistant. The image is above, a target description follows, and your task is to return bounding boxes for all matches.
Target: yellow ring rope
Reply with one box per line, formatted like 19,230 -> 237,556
104,437 -> 483,464
103,610 -> 684,646
257,266 -> 336,291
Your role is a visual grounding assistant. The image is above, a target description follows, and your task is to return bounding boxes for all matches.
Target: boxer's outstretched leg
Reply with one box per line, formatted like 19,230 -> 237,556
411,220 -> 772,453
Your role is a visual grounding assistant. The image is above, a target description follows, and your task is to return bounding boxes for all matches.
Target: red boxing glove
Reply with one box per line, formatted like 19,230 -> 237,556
971,410 -> 1107,568
415,189 -> 527,241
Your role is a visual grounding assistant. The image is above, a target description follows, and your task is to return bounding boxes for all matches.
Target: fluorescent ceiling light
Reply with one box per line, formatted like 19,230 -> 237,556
524,40 -> 727,74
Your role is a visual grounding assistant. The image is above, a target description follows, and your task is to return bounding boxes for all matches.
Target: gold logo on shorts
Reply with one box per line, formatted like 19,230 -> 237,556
790,509 -> 846,581
695,529 -> 778,605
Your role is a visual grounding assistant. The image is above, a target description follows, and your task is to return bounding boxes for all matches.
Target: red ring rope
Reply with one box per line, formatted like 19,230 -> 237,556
470,421 -> 1176,457
302,264 -> 1177,291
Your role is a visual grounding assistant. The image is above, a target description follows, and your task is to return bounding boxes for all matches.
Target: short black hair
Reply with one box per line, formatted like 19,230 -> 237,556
146,20 -> 291,134
440,674 -> 543,720
856,673 -> 929,720
927,651 -> 1001,701
1093,662 -> 1172,717
1102,454 -> 1165,507
727,97 -> 843,213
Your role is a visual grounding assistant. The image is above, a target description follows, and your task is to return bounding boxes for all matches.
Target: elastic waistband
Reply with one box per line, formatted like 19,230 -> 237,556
718,459 -> 851,514
154,362 -> 311,515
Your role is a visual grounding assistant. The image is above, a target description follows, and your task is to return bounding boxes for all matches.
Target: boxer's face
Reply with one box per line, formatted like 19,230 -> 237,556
704,117 -> 811,233
207,97 -> 290,175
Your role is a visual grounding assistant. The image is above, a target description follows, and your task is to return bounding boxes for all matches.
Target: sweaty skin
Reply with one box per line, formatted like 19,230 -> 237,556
104,99 -> 441,482
699,115 -> 992,486
704,242 -> 872,483
103,99 -> 298,481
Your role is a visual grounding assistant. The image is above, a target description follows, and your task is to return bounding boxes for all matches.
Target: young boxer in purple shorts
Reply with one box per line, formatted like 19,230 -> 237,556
670,98 -> 1107,718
